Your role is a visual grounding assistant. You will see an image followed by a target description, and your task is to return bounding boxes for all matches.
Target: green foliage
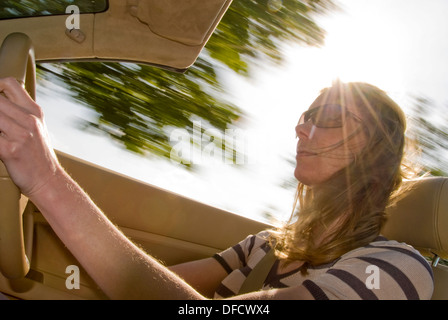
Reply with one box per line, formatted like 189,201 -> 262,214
205,0 -> 334,193
206,0 -> 334,75
38,59 -> 241,165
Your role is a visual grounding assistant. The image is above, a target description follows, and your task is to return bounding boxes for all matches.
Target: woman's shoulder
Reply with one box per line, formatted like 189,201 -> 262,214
304,236 -> 434,299
338,236 -> 432,274
341,236 -> 429,262
328,236 -> 434,299
239,230 -> 272,252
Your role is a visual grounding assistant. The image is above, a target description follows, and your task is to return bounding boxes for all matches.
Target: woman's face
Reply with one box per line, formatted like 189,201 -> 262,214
294,92 -> 368,186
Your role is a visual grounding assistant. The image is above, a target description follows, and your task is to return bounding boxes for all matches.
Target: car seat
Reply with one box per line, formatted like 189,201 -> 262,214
382,176 -> 448,300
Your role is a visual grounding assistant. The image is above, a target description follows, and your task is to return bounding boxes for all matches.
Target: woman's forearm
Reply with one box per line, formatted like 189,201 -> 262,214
29,166 -> 205,300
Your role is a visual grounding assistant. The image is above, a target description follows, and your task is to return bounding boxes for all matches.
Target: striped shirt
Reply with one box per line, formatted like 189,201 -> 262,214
212,231 -> 434,300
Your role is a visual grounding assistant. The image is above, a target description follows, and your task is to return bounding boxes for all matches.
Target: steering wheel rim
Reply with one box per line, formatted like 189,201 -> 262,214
0,32 -> 35,279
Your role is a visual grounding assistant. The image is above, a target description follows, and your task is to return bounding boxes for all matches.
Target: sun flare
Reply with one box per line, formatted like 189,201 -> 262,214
318,12 -> 407,94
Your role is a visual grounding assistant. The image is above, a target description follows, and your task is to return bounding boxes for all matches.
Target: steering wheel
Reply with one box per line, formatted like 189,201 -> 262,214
0,32 -> 36,279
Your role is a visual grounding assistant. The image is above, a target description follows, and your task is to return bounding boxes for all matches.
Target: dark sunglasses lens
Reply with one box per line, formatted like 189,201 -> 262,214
301,105 -> 343,128
316,104 -> 344,128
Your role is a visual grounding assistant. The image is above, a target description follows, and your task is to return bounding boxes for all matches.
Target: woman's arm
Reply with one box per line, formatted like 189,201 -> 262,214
0,77 -> 205,299
36,169 -> 212,299
169,258 -> 228,298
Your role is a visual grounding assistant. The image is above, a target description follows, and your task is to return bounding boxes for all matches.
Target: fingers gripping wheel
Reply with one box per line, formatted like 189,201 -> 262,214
0,33 -> 36,279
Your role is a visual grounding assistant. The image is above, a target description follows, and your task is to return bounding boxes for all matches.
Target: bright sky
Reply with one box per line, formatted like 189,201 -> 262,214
39,0 -> 448,224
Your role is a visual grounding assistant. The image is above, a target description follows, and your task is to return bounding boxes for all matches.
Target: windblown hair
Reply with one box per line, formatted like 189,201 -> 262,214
270,81 -> 419,272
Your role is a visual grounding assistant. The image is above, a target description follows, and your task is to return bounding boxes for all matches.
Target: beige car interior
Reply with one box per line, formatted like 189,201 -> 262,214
0,151 -> 270,299
0,0 -> 232,72
0,0 -> 446,300
381,177 -> 448,300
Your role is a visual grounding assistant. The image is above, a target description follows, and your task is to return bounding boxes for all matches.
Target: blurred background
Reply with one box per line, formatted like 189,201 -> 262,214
5,0 -> 447,224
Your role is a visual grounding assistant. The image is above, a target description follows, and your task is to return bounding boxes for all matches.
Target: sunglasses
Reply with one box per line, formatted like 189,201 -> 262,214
298,104 -> 362,128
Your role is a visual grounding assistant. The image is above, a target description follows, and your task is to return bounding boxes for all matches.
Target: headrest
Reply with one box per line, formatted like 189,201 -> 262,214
382,177 -> 448,259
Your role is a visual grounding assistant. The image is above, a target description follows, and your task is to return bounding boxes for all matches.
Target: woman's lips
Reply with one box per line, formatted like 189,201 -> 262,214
296,142 -> 317,157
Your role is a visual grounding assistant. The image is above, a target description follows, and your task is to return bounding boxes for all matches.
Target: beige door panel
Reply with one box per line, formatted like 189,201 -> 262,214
0,151 -> 269,299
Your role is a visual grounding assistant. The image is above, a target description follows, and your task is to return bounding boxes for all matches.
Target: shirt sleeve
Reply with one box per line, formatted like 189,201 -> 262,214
302,241 -> 434,300
212,231 -> 270,274
212,231 -> 272,298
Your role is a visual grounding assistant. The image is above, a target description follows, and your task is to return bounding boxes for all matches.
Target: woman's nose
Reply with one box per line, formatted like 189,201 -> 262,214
296,121 -> 315,140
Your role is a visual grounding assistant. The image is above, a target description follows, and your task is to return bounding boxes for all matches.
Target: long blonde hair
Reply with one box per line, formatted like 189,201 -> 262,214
271,82 -> 417,271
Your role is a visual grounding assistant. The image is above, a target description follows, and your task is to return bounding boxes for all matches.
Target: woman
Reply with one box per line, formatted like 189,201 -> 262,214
0,78 -> 433,299
203,81 -> 434,299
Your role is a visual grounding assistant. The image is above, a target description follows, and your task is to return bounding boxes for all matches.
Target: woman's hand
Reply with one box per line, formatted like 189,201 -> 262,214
0,77 -> 61,198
